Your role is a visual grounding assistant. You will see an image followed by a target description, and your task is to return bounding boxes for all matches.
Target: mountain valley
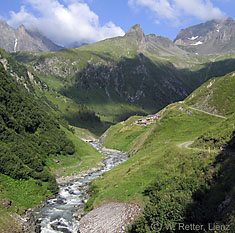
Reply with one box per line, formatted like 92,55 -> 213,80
0,17 -> 234,232
12,22 -> 235,131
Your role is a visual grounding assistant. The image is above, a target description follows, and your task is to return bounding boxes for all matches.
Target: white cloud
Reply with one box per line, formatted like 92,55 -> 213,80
8,6 -> 38,26
174,0 -> 224,20
128,0 -> 224,25
7,0 -> 124,46
129,0 -> 178,21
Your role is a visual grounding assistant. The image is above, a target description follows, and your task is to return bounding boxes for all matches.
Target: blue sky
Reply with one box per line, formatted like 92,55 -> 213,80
0,0 -> 234,46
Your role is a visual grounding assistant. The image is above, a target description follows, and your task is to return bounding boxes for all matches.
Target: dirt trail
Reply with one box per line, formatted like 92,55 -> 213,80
131,123 -> 157,156
178,141 -> 220,154
188,106 -> 227,119
178,141 -> 194,149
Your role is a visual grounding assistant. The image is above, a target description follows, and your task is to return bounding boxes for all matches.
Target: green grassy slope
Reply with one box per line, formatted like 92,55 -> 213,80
0,64 -> 75,192
102,116 -> 152,152
0,62 -> 72,230
47,126 -> 105,177
186,71 -> 235,116
85,103 -> 223,208
193,114 -> 235,150
14,35 -> 235,135
9,33 -> 203,124
85,71 -> 235,232
0,59 -> 105,231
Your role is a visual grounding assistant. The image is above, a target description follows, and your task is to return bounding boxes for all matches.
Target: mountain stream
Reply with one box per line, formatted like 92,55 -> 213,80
34,140 -> 129,233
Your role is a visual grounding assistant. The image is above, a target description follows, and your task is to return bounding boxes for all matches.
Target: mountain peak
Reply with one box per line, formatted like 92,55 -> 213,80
0,20 -> 9,26
126,24 -> 145,37
17,24 -> 26,33
174,17 -> 235,54
0,20 -> 62,52
128,24 -> 143,31
125,24 -> 146,51
215,17 -> 233,23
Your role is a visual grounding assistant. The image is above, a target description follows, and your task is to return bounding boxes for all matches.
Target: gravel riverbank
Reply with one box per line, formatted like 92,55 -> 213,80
79,202 -> 141,233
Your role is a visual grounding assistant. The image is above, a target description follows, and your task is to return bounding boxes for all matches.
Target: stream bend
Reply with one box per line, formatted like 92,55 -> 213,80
34,140 -> 129,233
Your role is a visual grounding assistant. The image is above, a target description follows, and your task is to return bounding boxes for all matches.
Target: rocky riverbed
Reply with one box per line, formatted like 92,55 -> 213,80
31,140 -> 136,233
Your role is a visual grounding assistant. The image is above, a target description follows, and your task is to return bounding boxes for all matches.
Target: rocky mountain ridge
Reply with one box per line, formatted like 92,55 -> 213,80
0,20 -> 62,53
174,17 -> 235,54
12,23 -> 235,124
1,17 -> 235,55
126,24 -> 188,57
14,25 -> 195,123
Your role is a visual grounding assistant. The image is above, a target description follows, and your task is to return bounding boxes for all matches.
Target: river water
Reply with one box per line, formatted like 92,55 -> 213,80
34,140 -> 129,233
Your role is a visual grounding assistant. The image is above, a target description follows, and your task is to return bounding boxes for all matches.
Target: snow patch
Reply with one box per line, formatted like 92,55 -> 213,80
188,36 -> 198,41
192,41 -> 203,46
14,39 -> 18,52
216,29 -> 220,32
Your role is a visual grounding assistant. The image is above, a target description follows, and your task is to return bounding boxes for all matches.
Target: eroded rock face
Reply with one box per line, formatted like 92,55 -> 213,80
9,212 -> 41,233
174,17 -> 235,54
0,20 -> 62,52
79,202 -> 141,233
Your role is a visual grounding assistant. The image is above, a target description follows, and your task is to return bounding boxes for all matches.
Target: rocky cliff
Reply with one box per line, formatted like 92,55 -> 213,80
0,20 -> 62,52
174,17 -> 235,54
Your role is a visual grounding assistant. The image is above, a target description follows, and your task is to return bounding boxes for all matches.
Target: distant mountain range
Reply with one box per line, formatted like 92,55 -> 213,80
1,17 -> 235,54
174,17 -> 235,54
13,24 -> 195,123
9,20 -> 235,126
1,17 -> 235,126
0,20 -> 62,52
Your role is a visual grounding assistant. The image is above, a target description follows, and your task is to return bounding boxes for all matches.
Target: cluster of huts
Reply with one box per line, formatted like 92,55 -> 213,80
135,114 -> 161,126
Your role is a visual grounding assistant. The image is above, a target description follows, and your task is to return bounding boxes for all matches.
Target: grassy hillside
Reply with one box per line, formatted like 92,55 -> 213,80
185,72 -> 235,152
102,115 -> 152,153
186,71 -> 235,116
0,62 -> 105,231
85,103 -> 223,207
85,71 -> 235,232
0,64 -> 75,191
0,62 -> 71,229
193,114 -> 235,150
13,35 -> 235,135
47,126 -> 105,177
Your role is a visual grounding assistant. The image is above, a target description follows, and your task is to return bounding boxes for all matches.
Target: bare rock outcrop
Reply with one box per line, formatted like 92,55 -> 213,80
79,202 -> 141,233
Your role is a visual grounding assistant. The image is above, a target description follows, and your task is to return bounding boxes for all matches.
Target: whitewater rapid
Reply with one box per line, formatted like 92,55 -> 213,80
34,140 -> 129,233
